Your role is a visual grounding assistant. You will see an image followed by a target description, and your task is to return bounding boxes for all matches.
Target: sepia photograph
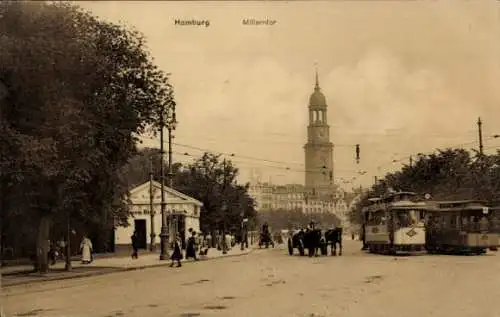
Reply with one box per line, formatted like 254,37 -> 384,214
1,0 -> 500,316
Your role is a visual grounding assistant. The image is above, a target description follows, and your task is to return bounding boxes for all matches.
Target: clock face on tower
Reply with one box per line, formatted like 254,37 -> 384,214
315,129 -> 327,140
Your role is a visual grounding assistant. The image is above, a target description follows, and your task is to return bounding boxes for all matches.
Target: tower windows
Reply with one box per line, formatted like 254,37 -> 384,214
310,109 -> 327,124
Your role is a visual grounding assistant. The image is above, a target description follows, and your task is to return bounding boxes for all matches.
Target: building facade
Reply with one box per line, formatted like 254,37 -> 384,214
304,71 -> 334,198
248,182 -> 348,217
115,181 -> 203,251
248,182 -> 273,211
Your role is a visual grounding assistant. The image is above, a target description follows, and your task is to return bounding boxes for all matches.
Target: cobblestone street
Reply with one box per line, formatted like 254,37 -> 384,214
2,241 -> 499,317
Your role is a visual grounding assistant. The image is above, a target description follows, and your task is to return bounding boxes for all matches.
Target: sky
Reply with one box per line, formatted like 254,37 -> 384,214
77,1 -> 500,190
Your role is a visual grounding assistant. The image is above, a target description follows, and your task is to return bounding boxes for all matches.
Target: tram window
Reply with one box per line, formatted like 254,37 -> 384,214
461,216 -> 468,226
491,214 -> 500,230
450,215 -> 458,228
380,216 -> 387,225
418,211 -> 425,220
368,212 -> 385,226
479,216 -> 489,231
441,216 -> 449,228
395,211 -> 412,227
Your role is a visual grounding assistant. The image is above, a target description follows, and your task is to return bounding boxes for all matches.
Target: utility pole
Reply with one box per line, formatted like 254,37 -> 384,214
221,159 -> 228,254
149,157 -> 155,251
374,176 -> 378,186
159,106 -> 177,260
167,111 -> 177,239
478,117 -> 484,156
409,156 -> 413,167
167,128 -> 174,188
159,112 -> 168,260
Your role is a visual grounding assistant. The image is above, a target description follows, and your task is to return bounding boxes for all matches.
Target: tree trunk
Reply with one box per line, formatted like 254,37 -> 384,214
35,215 -> 52,273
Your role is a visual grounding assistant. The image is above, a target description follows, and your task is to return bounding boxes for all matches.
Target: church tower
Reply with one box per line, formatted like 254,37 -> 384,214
304,70 -> 334,197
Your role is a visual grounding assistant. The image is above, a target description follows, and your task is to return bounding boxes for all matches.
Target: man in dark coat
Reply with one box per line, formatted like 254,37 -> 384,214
185,231 -> 198,261
131,231 -> 139,259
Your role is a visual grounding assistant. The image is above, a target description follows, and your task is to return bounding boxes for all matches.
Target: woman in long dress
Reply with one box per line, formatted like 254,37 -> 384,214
80,236 -> 93,264
170,233 -> 183,267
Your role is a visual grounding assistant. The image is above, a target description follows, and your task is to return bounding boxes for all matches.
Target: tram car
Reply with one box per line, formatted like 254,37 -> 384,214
425,200 -> 499,255
362,191 -> 427,255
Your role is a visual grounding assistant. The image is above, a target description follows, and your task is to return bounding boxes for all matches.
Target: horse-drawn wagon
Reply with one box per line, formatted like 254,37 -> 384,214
287,222 -> 343,256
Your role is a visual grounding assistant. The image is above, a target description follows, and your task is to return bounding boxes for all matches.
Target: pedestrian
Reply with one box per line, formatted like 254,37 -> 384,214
48,241 -> 57,265
131,231 -> 139,259
80,235 -> 93,264
185,231 -> 198,261
57,238 -> 66,261
206,232 -> 212,248
199,233 -> 209,257
170,233 -> 183,267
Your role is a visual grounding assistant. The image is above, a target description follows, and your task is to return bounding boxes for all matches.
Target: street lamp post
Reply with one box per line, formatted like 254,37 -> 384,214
159,106 -> 177,261
167,113 -> 177,238
149,157 -> 156,252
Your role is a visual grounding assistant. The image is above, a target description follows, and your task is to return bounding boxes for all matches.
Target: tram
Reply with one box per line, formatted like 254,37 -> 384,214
425,200 -> 499,255
362,191 -> 427,255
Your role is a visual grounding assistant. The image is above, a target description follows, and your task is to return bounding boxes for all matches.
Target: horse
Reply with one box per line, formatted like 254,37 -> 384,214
325,227 -> 343,256
303,229 -> 323,257
288,229 -> 306,256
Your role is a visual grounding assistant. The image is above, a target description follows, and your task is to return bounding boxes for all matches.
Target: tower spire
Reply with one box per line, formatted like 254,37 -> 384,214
314,63 -> 320,91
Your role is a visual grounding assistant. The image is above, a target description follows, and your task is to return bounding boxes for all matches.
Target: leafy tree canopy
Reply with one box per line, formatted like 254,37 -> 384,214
0,1 -> 174,270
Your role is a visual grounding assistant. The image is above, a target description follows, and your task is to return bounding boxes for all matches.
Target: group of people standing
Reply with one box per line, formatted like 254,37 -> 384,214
48,235 -> 94,265
130,228 -> 204,268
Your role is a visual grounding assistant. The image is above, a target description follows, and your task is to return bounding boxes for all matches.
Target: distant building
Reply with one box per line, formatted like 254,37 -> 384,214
247,182 -> 349,218
115,181 -> 202,251
248,182 -> 273,211
272,184 -> 305,210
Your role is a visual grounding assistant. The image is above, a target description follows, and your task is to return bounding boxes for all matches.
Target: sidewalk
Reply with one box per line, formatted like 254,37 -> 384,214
1,247 -> 254,287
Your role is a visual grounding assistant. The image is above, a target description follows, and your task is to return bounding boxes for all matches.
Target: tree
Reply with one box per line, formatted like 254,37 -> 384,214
173,153 -> 257,236
119,147 -> 183,189
0,2 -> 174,272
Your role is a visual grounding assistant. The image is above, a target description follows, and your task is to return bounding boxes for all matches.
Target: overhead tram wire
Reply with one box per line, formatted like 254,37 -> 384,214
144,135 -> 497,183
142,135 -> 359,173
170,150 -> 358,178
